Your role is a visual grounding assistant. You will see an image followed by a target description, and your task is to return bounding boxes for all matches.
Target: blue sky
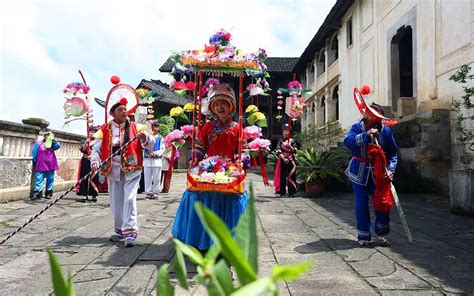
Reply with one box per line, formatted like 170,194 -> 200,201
0,0 -> 335,135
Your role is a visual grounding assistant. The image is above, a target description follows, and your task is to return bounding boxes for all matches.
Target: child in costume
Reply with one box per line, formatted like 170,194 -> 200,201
172,83 -> 249,251
91,98 -> 154,247
274,124 -> 298,197
143,121 -> 165,199
31,130 -> 61,200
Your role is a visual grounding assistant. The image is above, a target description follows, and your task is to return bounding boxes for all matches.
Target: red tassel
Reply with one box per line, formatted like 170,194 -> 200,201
252,156 -> 258,167
259,151 -> 270,186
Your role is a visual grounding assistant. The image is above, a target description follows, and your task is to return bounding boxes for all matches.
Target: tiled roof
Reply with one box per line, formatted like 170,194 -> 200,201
159,57 -> 299,73
136,79 -> 192,106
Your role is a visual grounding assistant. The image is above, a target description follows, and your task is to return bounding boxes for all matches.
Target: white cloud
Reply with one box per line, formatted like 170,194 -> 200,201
1,0 -> 335,135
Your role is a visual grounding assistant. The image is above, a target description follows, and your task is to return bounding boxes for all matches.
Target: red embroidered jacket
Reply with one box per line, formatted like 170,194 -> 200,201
195,119 -> 240,161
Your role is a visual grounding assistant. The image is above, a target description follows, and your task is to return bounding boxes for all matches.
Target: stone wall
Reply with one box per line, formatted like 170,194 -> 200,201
391,109 -> 451,194
0,119 -> 84,202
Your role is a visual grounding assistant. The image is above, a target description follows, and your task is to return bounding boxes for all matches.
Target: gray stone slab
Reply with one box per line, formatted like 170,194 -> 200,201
107,261 -> 162,295
73,267 -> 128,296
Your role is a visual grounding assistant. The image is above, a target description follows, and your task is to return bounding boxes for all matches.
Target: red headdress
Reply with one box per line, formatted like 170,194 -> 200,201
353,86 -> 397,126
104,75 -> 139,122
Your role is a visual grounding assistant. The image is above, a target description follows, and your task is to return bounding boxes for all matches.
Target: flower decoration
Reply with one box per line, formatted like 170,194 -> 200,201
245,104 -> 259,113
247,78 -> 270,97
180,124 -> 197,137
171,81 -> 195,91
275,114 -> 283,121
170,106 -> 184,117
243,125 -> 263,140
63,82 -> 91,126
164,129 -> 187,148
248,138 -> 271,151
183,103 -> 195,112
277,100 -> 284,105
209,29 -> 232,46
63,82 -> 90,95
189,155 -> 244,184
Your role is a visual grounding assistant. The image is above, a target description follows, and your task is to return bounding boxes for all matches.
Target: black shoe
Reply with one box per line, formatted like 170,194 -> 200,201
31,191 -> 41,200
80,196 -> 88,203
44,190 -> 53,199
91,196 -> 97,202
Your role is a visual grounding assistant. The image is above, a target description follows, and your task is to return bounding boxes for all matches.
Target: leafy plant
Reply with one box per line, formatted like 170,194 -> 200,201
449,64 -> 474,167
157,185 -> 314,295
267,152 -> 278,171
295,148 -> 348,184
158,115 -> 176,137
294,121 -> 345,152
48,250 -> 75,296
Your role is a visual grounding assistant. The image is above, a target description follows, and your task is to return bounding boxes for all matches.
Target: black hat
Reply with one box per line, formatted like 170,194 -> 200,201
109,98 -> 128,115
282,124 -> 292,131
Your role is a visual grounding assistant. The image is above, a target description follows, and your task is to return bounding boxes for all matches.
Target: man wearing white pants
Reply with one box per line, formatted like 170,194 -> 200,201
91,98 -> 154,247
143,122 -> 165,199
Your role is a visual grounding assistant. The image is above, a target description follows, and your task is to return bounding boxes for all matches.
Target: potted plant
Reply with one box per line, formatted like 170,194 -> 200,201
295,148 -> 348,197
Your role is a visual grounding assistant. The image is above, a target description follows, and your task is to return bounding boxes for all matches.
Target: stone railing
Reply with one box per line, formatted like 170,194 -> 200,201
0,118 -> 85,202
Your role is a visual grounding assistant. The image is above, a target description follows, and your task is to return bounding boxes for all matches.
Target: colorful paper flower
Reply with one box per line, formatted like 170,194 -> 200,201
253,112 -> 266,121
180,124 -> 197,137
164,129 -> 186,148
183,103 -> 195,112
243,125 -> 262,140
170,106 -> 184,117
245,104 -> 259,113
248,138 -> 271,151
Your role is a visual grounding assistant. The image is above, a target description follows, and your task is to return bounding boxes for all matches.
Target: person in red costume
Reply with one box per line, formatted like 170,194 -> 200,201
172,83 -> 248,251
91,98 -> 154,247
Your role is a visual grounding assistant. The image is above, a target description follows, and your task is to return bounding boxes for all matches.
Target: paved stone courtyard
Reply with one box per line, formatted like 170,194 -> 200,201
1,172 -> 473,295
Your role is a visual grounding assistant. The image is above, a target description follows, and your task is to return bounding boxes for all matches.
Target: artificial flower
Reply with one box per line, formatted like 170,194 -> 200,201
277,100 -> 284,105
253,112 -> 266,121
170,106 -> 184,117
243,125 -> 262,140
180,124 -> 197,137
183,103 -> 195,112
248,138 -> 271,151
245,104 -> 259,113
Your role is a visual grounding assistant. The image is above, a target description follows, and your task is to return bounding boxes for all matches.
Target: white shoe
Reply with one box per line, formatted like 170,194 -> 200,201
123,237 -> 135,247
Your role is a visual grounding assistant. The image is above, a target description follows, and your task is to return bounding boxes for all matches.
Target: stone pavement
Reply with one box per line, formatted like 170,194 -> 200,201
0,172 -> 473,295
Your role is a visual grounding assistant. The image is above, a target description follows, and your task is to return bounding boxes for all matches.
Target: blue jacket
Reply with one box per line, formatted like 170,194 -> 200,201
344,121 -> 398,186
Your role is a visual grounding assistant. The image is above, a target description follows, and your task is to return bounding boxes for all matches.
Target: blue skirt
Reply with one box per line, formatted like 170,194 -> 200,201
172,190 -> 249,250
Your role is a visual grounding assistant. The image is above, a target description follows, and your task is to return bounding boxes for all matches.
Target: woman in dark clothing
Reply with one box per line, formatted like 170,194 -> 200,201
76,126 -> 100,202
274,124 -> 298,197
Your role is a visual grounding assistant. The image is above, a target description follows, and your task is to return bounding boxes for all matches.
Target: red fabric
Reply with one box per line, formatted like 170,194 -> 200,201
367,144 -> 394,213
258,151 -> 270,186
274,159 -> 281,193
99,121 -> 143,176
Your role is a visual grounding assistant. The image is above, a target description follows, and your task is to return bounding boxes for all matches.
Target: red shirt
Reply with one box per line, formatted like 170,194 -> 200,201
196,119 -> 240,160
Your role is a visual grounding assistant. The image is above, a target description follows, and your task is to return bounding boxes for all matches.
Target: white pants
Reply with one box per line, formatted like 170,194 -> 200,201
108,173 -> 140,232
144,166 -> 162,195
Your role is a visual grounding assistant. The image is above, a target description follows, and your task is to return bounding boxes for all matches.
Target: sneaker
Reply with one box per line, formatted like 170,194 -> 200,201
109,234 -> 124,242
149,194 -> 158,200
123,237 -> 135,247
80,196 -> 88,203
377,236 -> 389,247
